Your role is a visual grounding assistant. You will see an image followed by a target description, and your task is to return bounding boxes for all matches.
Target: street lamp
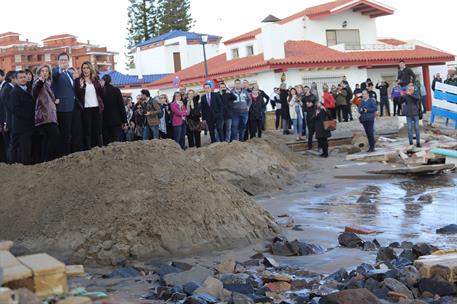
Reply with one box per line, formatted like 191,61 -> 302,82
201,35 -> 209,79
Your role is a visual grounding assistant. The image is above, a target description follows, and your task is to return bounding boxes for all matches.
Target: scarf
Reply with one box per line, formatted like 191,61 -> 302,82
188,97 -> 195,111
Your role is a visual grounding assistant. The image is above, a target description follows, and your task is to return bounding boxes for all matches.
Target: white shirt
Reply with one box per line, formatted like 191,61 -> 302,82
84,83 -> 99,108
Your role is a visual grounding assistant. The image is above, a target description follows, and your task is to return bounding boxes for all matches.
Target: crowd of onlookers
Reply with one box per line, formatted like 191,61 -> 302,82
1,56 -> 457,165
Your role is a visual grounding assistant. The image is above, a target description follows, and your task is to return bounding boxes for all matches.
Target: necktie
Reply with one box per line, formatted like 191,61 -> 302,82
207,94 -> 211,107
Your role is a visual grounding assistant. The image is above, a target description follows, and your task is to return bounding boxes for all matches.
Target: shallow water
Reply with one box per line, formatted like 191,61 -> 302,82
257,167 -> 457,273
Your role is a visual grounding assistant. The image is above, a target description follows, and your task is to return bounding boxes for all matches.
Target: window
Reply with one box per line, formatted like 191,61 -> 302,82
44,54 -> 51,62
326,29 -> 361,49
231,48 -> 239,59
15,55 -> 21,63
246,45 -> 254,56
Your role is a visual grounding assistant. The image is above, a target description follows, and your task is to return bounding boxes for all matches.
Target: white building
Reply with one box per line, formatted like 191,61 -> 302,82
150,0 -> 455,110
130,30 -> 221,77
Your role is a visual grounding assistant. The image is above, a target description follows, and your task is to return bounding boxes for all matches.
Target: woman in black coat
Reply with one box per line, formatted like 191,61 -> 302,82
249,88 -> 267,138
315,103 -> 332,158
184,89 -> 202,148
101,75 -> 127,146
279,84 -> 291,134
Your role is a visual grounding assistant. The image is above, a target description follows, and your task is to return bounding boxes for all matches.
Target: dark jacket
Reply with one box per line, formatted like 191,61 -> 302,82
358,98 -> 378,122
305,105 -> 317,131
444,76 -> 457,87
51,67 -> 76,113
302,93 -> 317,112
201,92 -> 223,122
144,97 -> 161,126
401,93 -> 421,117
376,82 -> 390,98
259,90 -> 270,111
432,77 -> 442,91
0,82 -> 14,130
368,90 -> 378,102
335,90 -> 348,106
75,77 -> 105,112
32,79 -> 58,126
103,84 -> 127,128
279,89 -> 290,120
249,94 -> 267,121
220,91 -> 237,119
185,95 -> 202,122
315,108 -> 331,139
11,85 -> 35,134
397,67 -> 416,87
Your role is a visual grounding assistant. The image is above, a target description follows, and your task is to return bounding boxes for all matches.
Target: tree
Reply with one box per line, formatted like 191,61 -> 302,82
157,0 -> 194,35
126,0 -> 159,69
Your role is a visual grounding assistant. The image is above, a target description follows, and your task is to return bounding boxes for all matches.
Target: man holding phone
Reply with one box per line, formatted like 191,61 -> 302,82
219,82 -> 236,142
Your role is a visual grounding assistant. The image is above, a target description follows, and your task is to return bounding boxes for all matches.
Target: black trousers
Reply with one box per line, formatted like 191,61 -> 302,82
39,123 -> 59,162
393,97 -> 402,116
207,119 -> 223,143
328,108 -> 337,120
275,109 -> 282,129
249,117 -> 262,138
31,130 -> 42,164
0,132 -> 5,163
187,130 -> 201,148
103,126 -> 122,146
346,104 -> 353,120
2,131 -> 11,163
83,107 -> 102,150
17,131 -> 33,165
57,108 -> 83,156
10,132 -> 19,163
336,105 -> 348,122
307,127 -> 315,149
317,137 -> 329,156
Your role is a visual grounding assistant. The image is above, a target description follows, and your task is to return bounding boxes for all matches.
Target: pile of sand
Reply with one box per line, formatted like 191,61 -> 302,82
0,140 -> 280,265
188,135 -> 307,195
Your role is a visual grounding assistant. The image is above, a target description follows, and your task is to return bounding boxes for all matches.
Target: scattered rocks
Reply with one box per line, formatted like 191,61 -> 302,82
338,232 -> 364,248
398,266 -> 420,289
183,281 -> 201,295
436,224 -> 457,235
418,276 -> 457,297
363,241 -> 378,252
232,292 -> 255,304
216,260 -> 236,274
310,284 -> 339,297
382,278 -> 413,299
401,241 -> 414,250
400,249 -> 416,263
271,238 -> 324,256
163,265 -> 214,286
223,283 -> 254,295
265,281 -> 291,293
319,288 -> 381,304
194,277 -> 231,301
412,243 -> 439,258
263,257 -> 279,268
376,247 -> 398,265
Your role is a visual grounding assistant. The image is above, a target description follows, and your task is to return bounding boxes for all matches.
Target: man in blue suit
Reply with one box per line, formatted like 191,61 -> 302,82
52,52 -> 83,156
201,83 -> 223,143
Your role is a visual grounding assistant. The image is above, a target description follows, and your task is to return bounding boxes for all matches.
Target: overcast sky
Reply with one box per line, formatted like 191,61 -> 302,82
4,0 -> 456,73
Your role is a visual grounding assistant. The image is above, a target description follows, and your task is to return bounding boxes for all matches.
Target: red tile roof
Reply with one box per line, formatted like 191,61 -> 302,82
43,34 -> 76,41
0,32 -> 20,38
224,0 -> 394,45
378,38 -> 406,46
151,41 -> 455,89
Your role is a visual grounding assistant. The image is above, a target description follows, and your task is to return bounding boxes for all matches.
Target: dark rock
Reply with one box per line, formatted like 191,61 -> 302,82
263,257 -> 279,268
273,235 -> 288,243
364,185 -> 381,195
383,278 -> 413,299
412,243 -> 439,258
271,240 -> 296,256
436,224 -> 457,235
184,281 -> 201,295
243,259 -> 261,267
338,232 -> 363,248
224,283 -> 254,295
327,268 -> 349,283
291,278 -> 310,290
389,242 -> 401,248
252,295 -> 273,303
344,276 -> 365,290
376,247 -> 398,265
184,295 -> 210,304
232,292 -> 255,304
401,241 -> 414,250
163,266 -> 213,286
319,288 -> 381,304
418,194 -> 433,203
292,225 -> 304,231
250,253 -> 264,259
140,290 -> 159,300
172,261 -> 194,271
364,278 -> 389,300
400,249 -> 416,263
373,239 -> 381,248
148,261 -> 182,277
289,240 -> 325,255
255,286 -> 269,296
192,293 -> 218,303
356,263 -> 375,276
15,288 -> 41,304
392,257 -> 413,268
314,184 -> 325,188
219,273 -> 250,285
418,277 -> 457,297
170,292 -> 187,301
246,275 -> 262,289
107,267 -> 141,278
398,266 -> 420,289
363,241 -> 378,252
158,286 -> 180,301
366,269 -> 398,282
433,296 -> 457,304
356,195 -> 372,204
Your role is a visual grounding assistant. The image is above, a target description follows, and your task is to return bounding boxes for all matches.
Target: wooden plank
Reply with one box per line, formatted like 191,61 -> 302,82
366,163 -> 455,175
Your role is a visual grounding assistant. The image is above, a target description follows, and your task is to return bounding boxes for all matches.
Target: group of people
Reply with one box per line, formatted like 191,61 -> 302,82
2,56 -> 456,165
0,52 -> 127,165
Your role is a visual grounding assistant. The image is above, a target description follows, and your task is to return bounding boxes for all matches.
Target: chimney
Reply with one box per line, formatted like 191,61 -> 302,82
259,15 -> 286,60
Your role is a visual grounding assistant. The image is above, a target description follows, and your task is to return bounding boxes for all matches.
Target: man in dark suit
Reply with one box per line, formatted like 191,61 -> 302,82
0,71 -> 17,163
10,70 -> 35,165
101,74 -> 127,145
201,83 -> 223,143
52,52 -> 82,156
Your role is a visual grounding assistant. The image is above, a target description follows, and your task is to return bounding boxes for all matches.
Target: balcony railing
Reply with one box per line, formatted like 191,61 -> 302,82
343,43 -> 415,51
